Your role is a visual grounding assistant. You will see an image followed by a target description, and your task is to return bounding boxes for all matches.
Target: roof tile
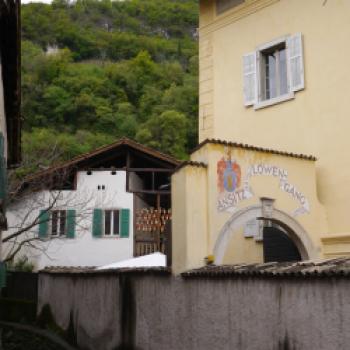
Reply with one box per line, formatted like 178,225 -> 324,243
181,258 -> 350,278
192,139 -> 317,161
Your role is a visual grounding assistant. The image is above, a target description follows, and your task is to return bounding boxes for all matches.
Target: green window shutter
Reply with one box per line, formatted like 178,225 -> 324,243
120,209 -> 130,238
0,133 -> 7,201
38,210 -> 49,239
92,209 -> 103,237
66,210 -> 76,239
0,262 -> 6,288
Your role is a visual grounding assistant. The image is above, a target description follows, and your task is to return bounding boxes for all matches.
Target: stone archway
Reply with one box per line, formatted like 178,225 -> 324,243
213,199 -> 317,265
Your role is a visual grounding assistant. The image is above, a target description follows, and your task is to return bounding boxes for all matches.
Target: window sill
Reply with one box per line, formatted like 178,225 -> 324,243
254,92 -> 295,110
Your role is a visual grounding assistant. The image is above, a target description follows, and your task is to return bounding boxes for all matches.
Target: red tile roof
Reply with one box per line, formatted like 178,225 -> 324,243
24,137 -> 180,183
192,139 -> 317,161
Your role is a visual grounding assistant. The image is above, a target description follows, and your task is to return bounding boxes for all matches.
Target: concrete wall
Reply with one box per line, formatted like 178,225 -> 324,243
38,272 -> 350,350
198,0 -> 350,238
3,170 -> 134,269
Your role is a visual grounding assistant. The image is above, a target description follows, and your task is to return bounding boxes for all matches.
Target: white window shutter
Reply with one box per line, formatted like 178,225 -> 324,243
287,33 -> 305,92
243,51 -> 257,106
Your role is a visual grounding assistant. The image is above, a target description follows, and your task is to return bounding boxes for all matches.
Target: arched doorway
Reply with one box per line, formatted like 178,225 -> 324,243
263,224 -> 301,263
213,200 -> 317,265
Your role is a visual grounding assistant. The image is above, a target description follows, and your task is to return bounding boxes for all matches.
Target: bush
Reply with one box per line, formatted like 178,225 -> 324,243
0,298 -> 37,324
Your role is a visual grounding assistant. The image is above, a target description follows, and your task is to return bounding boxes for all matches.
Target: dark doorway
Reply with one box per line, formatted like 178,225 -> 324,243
263,226 -> 302,263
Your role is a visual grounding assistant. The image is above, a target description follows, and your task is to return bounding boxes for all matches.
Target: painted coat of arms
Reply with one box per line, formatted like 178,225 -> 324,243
217,150 -> 241,193
217,148 -> 310,216
217,148 -> 251,212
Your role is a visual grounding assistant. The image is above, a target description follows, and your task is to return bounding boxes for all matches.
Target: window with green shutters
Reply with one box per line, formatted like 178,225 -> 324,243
39,209 -> 76,238
120,209 -> 130,238
66,210 -> 76,239
38,210 -> 50,239
92,208 -> 103,237
92,208 -> 130,238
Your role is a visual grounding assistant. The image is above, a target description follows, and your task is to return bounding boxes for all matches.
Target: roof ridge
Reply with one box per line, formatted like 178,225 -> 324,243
191,138 -> 317,161
24,137 -> 180,183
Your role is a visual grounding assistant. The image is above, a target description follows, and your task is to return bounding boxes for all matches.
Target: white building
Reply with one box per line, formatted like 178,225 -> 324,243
3,138 -> 179,270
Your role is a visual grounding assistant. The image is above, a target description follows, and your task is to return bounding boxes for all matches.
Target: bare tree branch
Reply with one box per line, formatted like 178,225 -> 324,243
2,164 -> 103,262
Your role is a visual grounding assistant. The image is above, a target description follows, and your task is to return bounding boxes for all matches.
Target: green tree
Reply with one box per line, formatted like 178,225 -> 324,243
20,0 -> 199,168
136,110 -> 188,159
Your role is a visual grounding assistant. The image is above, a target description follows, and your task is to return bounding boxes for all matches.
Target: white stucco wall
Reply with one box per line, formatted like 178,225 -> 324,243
3,170 -> 134,270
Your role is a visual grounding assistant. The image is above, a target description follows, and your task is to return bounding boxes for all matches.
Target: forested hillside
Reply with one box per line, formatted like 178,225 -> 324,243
20,0 -> 198,177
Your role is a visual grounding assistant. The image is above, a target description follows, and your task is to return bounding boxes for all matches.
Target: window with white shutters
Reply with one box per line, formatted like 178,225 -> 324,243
243,52 -> 257,106
243,34 -> 304,109
287,33 -> 304,92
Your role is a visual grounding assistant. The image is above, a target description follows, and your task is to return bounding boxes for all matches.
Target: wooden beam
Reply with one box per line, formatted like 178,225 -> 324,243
127,168 -> 174,173
130,190 -> 171,195
84,149 -> 127,168
152,172 -> 155,191
126,150 -> 131,192
80,167 -> 173,173
130,148 -> 175,168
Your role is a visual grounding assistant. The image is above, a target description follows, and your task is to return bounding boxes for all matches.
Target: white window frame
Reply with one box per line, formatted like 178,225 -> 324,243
243,34 -> 304,110
102,209 -> 121,237
50,209 -> 67,237
255,35 -> 294,109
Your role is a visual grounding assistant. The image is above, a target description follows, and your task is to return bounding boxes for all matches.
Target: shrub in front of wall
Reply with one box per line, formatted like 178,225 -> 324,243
37,304 -> 78,347
1,326 -> 67,350
0,298 -> 37,324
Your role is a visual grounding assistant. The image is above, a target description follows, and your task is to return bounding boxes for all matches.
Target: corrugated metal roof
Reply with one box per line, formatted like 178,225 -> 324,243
192,139 -> 317,161
181,258 -> 350,278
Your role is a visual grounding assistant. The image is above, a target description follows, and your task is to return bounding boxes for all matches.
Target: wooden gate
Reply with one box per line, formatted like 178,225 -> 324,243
263,226 -> 302,263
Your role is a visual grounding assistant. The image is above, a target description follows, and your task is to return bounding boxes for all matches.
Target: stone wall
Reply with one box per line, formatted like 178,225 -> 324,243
38,271 -> 350,350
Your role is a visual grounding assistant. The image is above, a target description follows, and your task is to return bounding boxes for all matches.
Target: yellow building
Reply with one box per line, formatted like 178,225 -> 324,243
172,0 -> 350,273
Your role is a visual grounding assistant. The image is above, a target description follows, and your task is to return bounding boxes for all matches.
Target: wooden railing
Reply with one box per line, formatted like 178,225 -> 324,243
134,220 -> 171,266
135,241 -> 165,257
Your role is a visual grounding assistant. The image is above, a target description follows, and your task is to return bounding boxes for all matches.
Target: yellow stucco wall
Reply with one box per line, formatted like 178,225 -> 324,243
172,165 -> 209,272
198,0 -> 350,239
172,142 -> 330,273
222,226 -> 263,264
171,0 -> 350,272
